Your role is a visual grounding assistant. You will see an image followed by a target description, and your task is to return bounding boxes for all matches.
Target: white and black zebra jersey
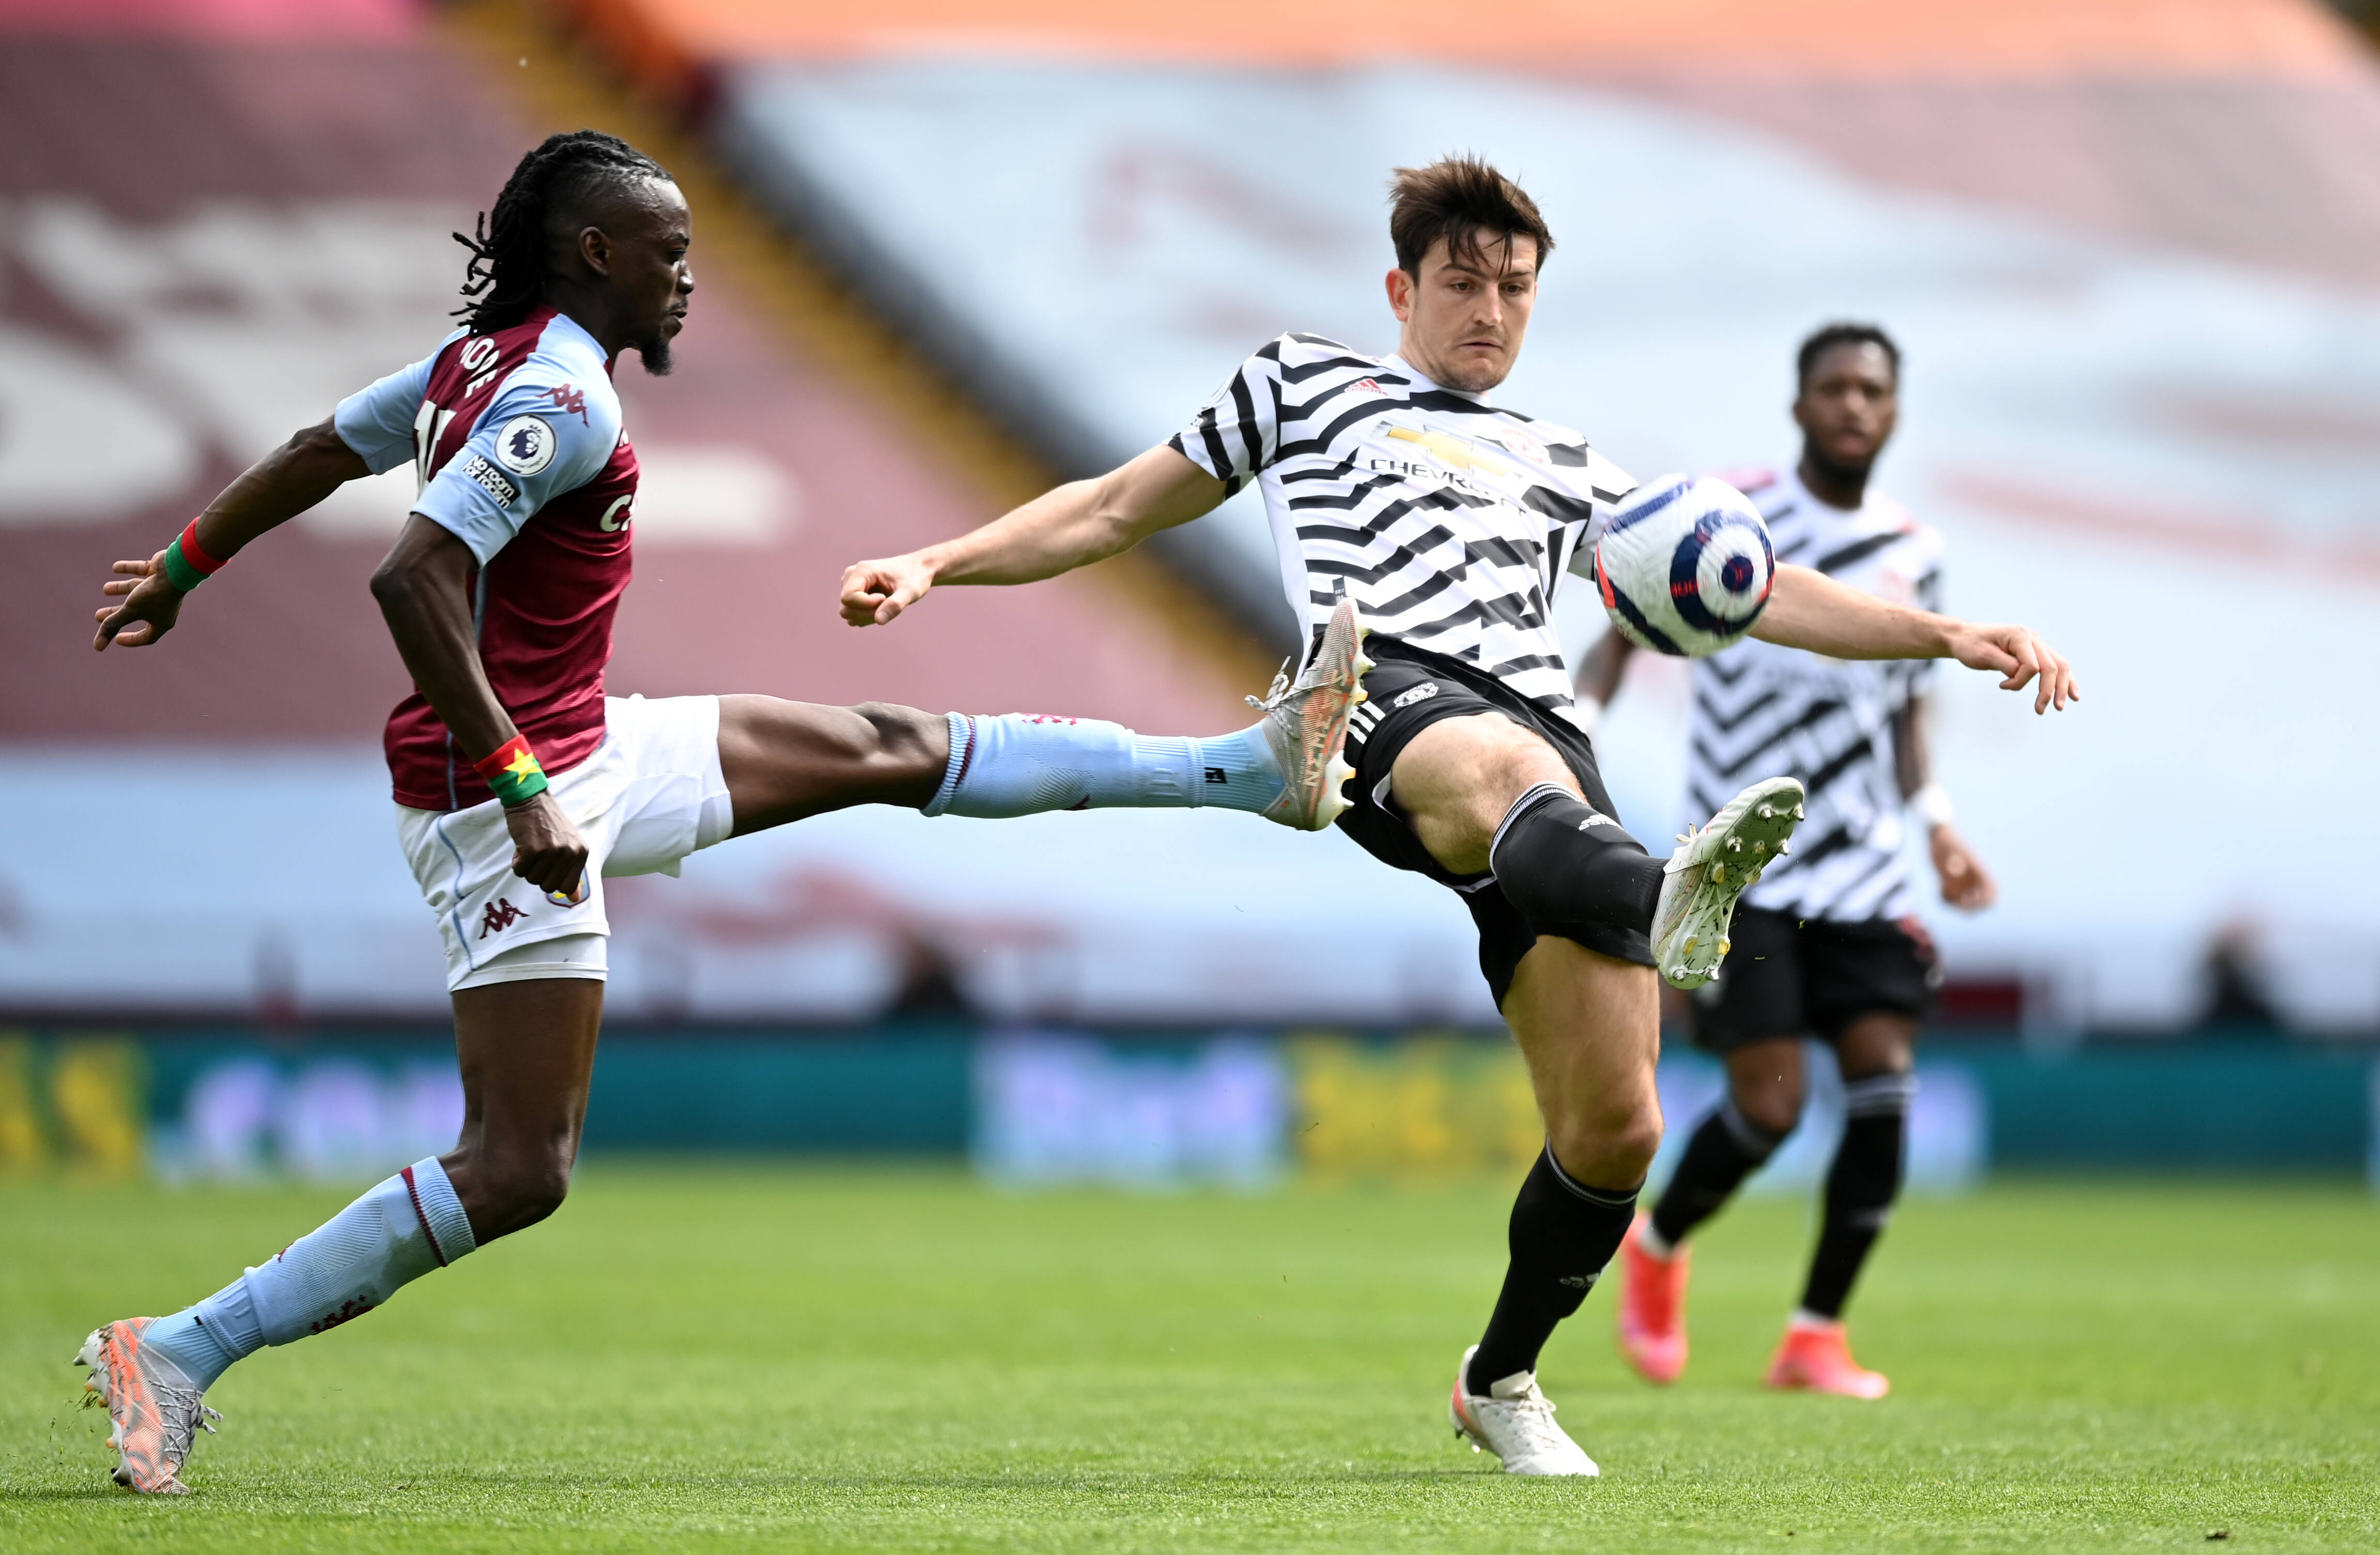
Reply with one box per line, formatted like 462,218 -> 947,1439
1169,333 -> 1636,728
1687,464 -> 1945,923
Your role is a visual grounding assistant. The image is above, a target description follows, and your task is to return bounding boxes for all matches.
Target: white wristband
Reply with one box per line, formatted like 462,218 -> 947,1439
1910,781 -> 1955,829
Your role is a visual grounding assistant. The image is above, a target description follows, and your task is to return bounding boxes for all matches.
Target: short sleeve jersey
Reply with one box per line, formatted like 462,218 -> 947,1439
335,305 -> 638,810
1168,333 -> 1636,728
1686,465 -> 1945,922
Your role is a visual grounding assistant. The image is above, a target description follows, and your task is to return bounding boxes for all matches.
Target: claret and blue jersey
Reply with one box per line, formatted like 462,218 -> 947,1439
334,305 -> 639,811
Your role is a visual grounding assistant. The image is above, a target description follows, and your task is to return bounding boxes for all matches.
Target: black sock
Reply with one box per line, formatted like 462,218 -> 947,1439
1648,1097 -> 1788,1249
1465,1145 -> 1640,1395
1800,1072 -> 1913,1319
1487,783 -> 1665,939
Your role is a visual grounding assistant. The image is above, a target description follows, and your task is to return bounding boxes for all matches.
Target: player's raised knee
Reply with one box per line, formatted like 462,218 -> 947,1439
1548,1101 -> 1662,1189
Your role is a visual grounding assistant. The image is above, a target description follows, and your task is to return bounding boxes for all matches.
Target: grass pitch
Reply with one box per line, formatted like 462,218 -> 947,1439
3,1166 -> 2375,1552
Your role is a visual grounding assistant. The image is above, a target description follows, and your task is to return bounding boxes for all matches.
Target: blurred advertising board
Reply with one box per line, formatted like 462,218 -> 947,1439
3,1027 -> 2369,1187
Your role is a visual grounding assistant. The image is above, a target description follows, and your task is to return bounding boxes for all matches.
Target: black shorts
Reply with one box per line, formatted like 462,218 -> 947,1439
1688,906 -> 1941,1053
1336,638 -> 1655,1009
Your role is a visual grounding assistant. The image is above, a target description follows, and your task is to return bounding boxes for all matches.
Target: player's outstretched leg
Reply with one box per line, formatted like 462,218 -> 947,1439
921,597 -> 1368,830
1651,778 -> 1805,989
76,978 -> 599,1493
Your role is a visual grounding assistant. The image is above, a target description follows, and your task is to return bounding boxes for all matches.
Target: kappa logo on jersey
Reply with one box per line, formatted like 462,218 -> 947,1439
477,898 -> 531,938
540,383 -> 590,424
461,454 -> 519,507
496,415 -> 557,476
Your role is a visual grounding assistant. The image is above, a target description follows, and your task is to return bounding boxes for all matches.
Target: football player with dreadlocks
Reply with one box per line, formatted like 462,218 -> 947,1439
76,130 -> 1367,1495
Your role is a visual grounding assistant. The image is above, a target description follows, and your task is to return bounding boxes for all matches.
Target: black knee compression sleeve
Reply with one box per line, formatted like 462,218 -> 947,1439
1648,1097 -> 1788,1249
1801,1071 -> 1913,1319
1487,783 -> 1665,940
1466,1145 -> 1639,1394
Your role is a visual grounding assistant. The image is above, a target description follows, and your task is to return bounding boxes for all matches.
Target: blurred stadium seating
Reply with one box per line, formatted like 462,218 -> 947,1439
0,0 -> 1485,1029
539,0 -> 2380,1034
3,0 -> 2378,1181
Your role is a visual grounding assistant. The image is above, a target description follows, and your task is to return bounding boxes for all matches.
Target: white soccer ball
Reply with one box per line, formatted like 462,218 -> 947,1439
1594,474 -> 1776,657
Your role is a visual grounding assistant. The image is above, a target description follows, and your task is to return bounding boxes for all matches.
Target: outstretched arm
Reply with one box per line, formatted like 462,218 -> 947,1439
840,445 -> 1226,626
1753,563 -> 2079,713
93,418 -> 367,650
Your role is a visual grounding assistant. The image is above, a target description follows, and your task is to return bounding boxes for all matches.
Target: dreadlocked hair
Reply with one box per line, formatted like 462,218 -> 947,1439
453,130 -> 672,335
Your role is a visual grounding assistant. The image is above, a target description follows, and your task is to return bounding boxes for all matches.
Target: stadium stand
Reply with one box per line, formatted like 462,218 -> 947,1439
0,0 -> 1489,1024
539,0 -> 2380,1032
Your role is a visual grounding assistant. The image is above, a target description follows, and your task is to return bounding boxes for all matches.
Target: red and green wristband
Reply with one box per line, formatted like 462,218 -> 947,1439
474,735 -> 551,808
160,519 -> 226,593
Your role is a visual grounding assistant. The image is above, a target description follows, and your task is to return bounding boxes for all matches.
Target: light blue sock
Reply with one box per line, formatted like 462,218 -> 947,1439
922,712 -> 1285,819
143,1157 -> 477,1390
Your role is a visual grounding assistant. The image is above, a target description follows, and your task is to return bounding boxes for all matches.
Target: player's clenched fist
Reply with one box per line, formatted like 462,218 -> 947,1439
839,555 -> 934,626
503,791 -> 591,897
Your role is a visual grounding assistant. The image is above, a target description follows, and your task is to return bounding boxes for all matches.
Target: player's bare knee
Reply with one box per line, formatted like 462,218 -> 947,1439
1732,1076 -> 1804,1136
1836,1017 -> 1917,1082
451,1145 -> 572,1237
1548,1101 -> 1661,1188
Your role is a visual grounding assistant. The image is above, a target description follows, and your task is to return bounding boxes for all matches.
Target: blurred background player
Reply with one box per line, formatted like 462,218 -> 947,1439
72,129 -> 1362,1497
1580,322 -> 1998,1398
840,167 -> 2074,1473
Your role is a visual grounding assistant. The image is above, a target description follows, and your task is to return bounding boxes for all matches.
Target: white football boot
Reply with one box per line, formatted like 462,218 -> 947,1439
1651,775 -> 1806,989
1250,596 -> 1371,830
1448,1344 -> 1599,1476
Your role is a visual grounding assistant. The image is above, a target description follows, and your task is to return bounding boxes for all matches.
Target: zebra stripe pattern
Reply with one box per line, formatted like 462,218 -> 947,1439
1170,333 -> 1635,726
1686,465 -> 1946,923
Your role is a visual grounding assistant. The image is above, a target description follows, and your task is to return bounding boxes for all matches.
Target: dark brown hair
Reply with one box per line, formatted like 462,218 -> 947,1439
1387,156 -> 1553,276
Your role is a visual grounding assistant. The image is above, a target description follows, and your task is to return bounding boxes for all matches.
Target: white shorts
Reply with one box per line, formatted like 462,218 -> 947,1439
397,694 -> 733,993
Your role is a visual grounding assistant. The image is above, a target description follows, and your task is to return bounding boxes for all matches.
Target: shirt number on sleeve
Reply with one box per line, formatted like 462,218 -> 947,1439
599,496 -> 632,533
412,399 -> 458,494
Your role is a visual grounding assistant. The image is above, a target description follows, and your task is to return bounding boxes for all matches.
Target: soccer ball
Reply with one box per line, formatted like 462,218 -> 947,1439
1594,474 -> 1776,657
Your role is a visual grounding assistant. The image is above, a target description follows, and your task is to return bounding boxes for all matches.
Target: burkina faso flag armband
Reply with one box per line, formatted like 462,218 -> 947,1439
160,519 -> 226,592
474,735 -> 550,808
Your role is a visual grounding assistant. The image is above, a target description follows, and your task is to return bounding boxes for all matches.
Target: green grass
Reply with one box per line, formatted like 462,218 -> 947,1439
3,1166 -> 2376,1552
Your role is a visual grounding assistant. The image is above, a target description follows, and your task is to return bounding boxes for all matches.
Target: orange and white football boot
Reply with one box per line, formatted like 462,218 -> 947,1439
75,1318 -> 221,1494
1615,1215 -> 1690,1385
1251,596 -> 1370,830
1447,1345 -> 1599,1476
